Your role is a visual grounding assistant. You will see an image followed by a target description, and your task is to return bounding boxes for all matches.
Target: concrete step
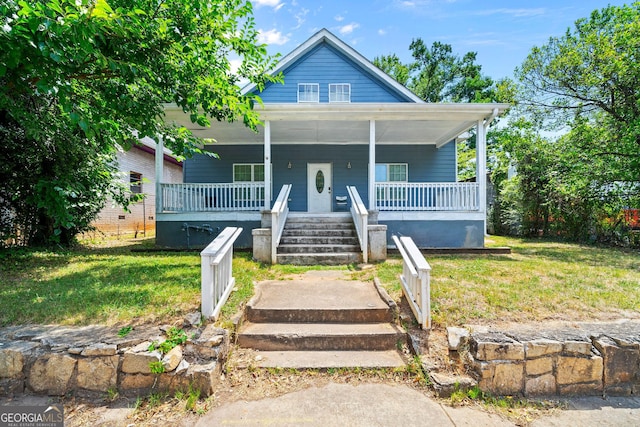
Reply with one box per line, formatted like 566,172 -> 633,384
240,350 -> 406,369
282,229 -> 356,237
246,280 -> 393,324
279,236 -> 359,245
284,222 -> 355,230
286,214 -> 352,224
278,244 -> 361,254
276,252 -> 362,265
237,322 -> 406,351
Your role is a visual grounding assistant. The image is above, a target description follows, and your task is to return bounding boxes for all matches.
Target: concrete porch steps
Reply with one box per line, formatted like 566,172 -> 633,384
238,322 -> 405,351
277,252 -> 361,266
236,274 -> 407,369
276,214 -> 362,265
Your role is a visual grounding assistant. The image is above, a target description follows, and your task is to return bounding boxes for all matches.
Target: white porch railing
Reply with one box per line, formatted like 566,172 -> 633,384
347,186 -> 368,263
376,182 -> 479,211
201,226 -> 243,319
161,183 -> 265,212
392,235 -> 431,329
271,184 -> 292,264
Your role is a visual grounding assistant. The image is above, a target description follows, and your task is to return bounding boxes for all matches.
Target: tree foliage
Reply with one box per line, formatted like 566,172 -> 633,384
516,2 -> 640,183
373,38 -> 506,103
492,3 -> 640,245
0,0 -> 280,246
373,38 -> 515,181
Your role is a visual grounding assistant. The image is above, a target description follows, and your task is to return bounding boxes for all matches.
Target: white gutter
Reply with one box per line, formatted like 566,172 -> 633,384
484,108 -> 500,130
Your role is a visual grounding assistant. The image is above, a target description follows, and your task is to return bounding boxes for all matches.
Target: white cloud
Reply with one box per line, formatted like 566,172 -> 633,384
254,0 -> 284,9
338,22 -> 359,35
292,8 -> 308,30
334,14 -> 344,22
258,28 -> 290,45
474,8 -> 545,18
378,28 -> 387,36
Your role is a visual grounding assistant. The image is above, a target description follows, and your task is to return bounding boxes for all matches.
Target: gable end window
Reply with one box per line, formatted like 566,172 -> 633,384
298,83 -> 319,103
329,83 -> 351,103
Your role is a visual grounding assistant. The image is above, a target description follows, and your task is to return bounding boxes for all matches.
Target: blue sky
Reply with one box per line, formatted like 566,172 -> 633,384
250,0 -> 630,80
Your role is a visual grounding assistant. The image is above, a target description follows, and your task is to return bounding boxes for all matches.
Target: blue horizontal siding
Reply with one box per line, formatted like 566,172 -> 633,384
258,44 -> 411,103
383,220 -> 484,248
183,143 -> 457,210
184,146 -> 264,183
157,220 -> 258,249
376,143 -> 456,182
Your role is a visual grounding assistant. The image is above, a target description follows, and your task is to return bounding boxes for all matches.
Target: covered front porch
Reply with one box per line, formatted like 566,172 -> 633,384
155,102 -> 508,250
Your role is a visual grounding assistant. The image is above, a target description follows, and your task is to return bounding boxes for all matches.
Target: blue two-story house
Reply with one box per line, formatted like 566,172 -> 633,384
154,29 -> 508,258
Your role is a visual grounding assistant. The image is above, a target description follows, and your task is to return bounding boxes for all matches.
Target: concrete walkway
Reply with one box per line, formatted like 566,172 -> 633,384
196,382 -> 640,426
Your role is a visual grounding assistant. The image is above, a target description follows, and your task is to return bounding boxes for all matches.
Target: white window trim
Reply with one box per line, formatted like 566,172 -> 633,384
375,163 -> 408,203
329,83 -> 351,103
297,83 -> 320,103
233,163 -> 265,182
375,163 -> 408,182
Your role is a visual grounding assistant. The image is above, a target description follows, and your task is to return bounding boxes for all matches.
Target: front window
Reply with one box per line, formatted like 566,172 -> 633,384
233,164 -> 265,204
376,164 -> 407,182
298,83 -> 319,103
233,163 -> 265,183
329,83 -> 351,103
376,163 -> 408,202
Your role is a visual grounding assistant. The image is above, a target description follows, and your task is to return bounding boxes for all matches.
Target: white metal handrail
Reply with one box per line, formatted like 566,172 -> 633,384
376,182 -> 479,211
392,235 -> 431,329
347,185 -> 368,264
201,227 -> 243,319
271,184 -> 292,264
161,182 -> 265,212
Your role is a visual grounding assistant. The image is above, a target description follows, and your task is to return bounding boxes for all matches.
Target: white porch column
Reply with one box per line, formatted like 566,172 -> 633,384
264,120 -> 272,210
368,120 -> 376,210
155,135 -> 164,214
476,119 -> 487,234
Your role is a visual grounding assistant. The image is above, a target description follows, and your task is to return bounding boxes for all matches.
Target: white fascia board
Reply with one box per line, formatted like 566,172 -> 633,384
241,28 -> 424,103
255,103 -> 510,122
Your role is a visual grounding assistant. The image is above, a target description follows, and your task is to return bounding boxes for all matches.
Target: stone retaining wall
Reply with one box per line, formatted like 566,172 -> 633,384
453,321 -> 640,397
0,320 -> 228,397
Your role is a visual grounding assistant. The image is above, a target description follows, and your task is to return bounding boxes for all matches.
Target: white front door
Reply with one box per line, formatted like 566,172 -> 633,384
307,163 -> 332,212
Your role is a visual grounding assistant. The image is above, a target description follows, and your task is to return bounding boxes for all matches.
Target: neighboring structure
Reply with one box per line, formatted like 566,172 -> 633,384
93,137 -> 182,237
154,29 -> 508,251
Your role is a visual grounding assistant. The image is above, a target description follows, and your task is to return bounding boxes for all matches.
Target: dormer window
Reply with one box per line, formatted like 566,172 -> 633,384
329,83 -> 351,103
298,83 -> 319,103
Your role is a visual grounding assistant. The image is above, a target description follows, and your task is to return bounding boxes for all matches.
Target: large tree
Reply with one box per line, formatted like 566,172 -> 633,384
516,2 -> 640,184
374,39 -> 514,180
374,39 -> 499,103
0,0 -> 280,245
501,2 -> 640,244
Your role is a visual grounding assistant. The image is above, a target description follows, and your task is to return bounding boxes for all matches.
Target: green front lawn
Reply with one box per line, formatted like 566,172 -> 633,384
1,236 -> 638,327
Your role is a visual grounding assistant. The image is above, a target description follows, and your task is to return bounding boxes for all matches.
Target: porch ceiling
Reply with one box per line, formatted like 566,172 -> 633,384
163,102 -> 509,147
